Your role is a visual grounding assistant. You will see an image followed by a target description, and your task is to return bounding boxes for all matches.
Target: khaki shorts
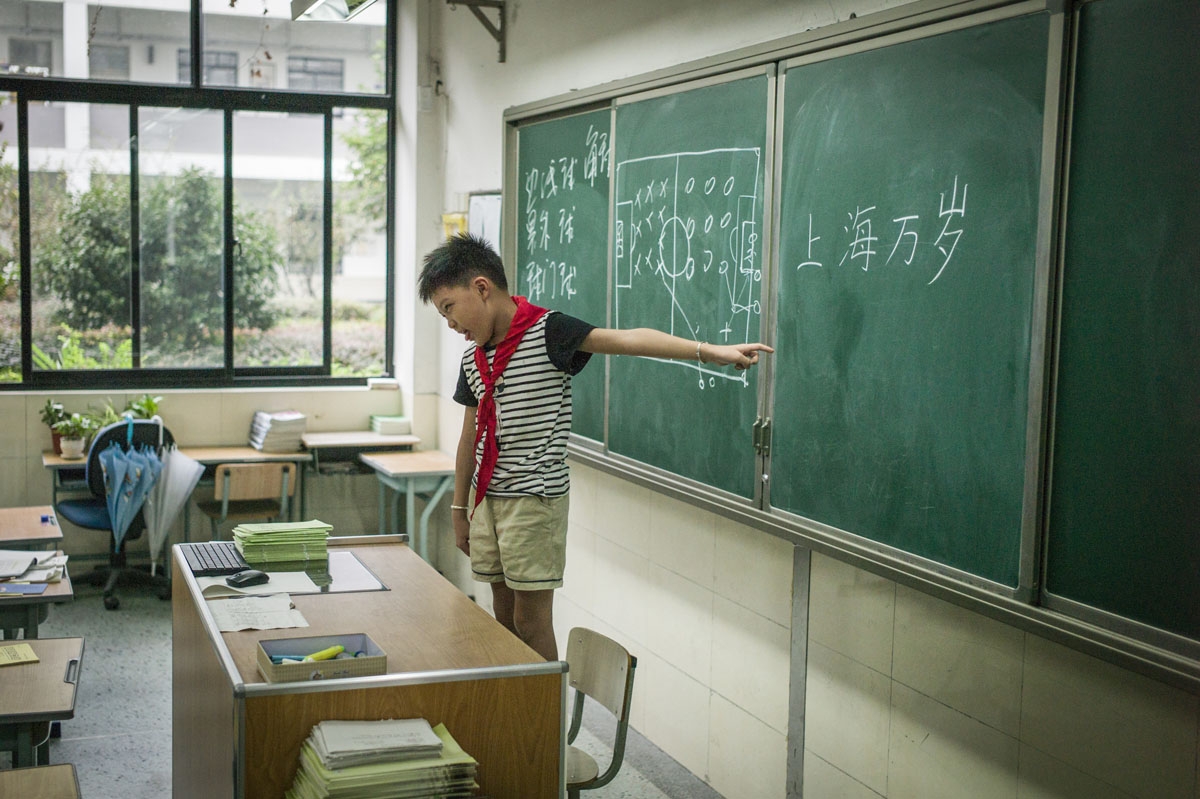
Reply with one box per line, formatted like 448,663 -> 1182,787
468,488 -> 569,591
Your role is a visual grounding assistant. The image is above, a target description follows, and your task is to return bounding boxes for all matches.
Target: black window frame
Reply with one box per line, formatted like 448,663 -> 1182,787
0,1 -> 397,391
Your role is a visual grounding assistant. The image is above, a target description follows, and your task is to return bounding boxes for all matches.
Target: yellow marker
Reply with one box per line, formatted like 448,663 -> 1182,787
303,644 -> 344,662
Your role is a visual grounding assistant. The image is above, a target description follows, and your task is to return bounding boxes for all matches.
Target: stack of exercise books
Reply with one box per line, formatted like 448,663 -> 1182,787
369,414 -> 411,435
232,520 -> 332,574
285,718 -> 483,799
248,410 -> 307,452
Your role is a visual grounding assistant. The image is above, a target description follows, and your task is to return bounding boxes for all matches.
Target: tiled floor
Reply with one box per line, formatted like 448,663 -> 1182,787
11,581 -> 723,799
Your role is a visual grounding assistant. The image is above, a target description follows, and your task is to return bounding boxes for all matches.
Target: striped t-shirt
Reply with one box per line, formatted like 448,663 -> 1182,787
454,311 -> 594,498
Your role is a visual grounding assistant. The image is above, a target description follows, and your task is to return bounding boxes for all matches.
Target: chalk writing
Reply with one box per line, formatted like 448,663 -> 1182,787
520,124 -> 610,306
615,147 -> 763,389
584,124 -> 609,187
930,176 -> 967,284
794,176 -> 969,285
523,259 -> 577,302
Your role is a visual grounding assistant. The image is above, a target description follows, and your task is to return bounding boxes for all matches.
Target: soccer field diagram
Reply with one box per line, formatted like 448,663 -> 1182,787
613,146 -> 763,389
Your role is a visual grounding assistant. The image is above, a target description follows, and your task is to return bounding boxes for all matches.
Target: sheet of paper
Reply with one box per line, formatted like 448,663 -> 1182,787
20,553 -> 67,584
324,550 -> 384,593
206,593 -> 309,632
197,571 -> 318,598
0,642 -> 40,666
0,549 -> 56,563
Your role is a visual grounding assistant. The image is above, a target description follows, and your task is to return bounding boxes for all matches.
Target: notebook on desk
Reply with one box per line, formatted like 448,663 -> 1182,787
180,541 -> 250,577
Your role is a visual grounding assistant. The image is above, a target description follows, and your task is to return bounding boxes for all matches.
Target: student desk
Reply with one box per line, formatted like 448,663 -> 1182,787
0,763 -> 81,798
298,431 -> 421,518
44,448 -> 313,546
0,637 -> 83,768
0,506 -> 63,550
171,535 -> 565,799
0,562 -> 73,639
359,450 -> 455,563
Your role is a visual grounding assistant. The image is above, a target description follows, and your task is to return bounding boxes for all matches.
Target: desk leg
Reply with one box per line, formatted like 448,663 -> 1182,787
417,477 -> 453,566
300,454 -> 316,520
15,725 -> 34,768
377,478 -> 387,536
407,482 -> 417,557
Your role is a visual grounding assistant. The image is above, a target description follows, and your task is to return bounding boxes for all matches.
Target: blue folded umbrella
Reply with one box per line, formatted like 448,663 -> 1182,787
99,439 -> 163,553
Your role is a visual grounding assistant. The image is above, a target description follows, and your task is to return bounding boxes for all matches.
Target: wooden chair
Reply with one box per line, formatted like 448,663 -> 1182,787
194,462 -> 296,539
564,627 -> 638,798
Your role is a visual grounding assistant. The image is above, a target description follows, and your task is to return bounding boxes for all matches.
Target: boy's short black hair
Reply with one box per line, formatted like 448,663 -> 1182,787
418,233 -> 508,303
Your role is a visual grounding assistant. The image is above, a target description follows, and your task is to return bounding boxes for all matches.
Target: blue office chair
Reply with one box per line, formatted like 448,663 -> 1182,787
55,418 -> 176,610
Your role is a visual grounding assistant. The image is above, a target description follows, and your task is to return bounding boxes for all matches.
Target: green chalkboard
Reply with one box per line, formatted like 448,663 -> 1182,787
769,14 -> 1049,586
516,108 -> 612,442
1046,0 -> 1200,638
608,74 -> 769,498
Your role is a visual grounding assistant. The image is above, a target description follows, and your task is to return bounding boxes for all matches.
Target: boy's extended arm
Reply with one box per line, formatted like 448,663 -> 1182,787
581,327 -> 773,370
451,405 -> 476,555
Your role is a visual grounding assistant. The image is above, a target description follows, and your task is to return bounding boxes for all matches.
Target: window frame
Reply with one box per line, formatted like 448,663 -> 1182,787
0,1 -> 396,391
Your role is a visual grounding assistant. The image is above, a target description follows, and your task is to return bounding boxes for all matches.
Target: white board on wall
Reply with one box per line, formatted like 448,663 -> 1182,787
468,191 -> 501,250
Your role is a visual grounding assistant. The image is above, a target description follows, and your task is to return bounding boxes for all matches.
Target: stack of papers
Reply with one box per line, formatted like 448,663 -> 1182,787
369,414 -> 412,435
0,549 -> 62,581
233,520 -> 332,570
248,410 -> 308,452
286,721 -> 481,799
313,719 -> 443,768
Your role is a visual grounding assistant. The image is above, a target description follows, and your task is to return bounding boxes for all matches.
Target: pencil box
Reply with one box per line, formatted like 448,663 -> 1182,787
257,633 -> 386,682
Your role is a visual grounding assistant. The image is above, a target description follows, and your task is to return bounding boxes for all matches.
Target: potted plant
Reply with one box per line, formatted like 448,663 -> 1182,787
40,399 -> 68,455
125,393 -> 163,419
53,413 -> 99,460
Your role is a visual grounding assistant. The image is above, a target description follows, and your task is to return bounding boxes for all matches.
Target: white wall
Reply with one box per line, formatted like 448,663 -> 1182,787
806,553 -> 1199,799
420,1 -> 1200,797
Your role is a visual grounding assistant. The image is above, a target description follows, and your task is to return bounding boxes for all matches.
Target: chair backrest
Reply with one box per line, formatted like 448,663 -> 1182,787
84,418 -> 175,498
213,462 -> 296,502
565,627 -> 637,794
566,627 -> 636,721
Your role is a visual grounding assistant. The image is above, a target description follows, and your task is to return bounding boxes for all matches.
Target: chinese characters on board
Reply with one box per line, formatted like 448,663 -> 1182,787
796,176 -> 968,285
521,124 -> 609,304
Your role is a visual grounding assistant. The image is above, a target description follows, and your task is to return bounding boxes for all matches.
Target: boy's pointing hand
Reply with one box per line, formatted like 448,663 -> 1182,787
705,342 -> 775,370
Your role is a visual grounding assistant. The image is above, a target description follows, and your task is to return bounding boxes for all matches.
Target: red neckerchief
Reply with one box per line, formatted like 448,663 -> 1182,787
472,295 -> 549,510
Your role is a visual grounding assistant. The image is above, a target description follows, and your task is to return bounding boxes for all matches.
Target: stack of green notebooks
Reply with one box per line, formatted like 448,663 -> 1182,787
285,720 -> 482,798
232,520 -> 332,572
370,414 -> 411,435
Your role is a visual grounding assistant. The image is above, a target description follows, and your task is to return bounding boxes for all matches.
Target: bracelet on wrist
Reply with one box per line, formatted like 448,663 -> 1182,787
696,341 -> 707,364
450,504 -> 469,512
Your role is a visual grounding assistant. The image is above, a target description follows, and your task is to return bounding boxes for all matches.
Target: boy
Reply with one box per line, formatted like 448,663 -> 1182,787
418,234 -> 772,660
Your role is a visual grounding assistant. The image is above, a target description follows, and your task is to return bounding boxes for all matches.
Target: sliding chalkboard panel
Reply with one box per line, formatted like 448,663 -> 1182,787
1046,0 -> 1200,639
770,14 -> 1049,586
608,73 -> 769,498
516,108 -> 611,442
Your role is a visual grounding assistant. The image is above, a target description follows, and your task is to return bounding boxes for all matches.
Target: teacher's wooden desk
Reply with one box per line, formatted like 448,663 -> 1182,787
359,450 -> 455,563
172,535 -> 565,798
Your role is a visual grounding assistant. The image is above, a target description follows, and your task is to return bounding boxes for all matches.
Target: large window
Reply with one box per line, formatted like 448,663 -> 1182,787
0,0 -> 392,387
177,50 -> 238,86
8,39 -> 52,75
89,45 -> 130,80
288,56 -> 344,92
